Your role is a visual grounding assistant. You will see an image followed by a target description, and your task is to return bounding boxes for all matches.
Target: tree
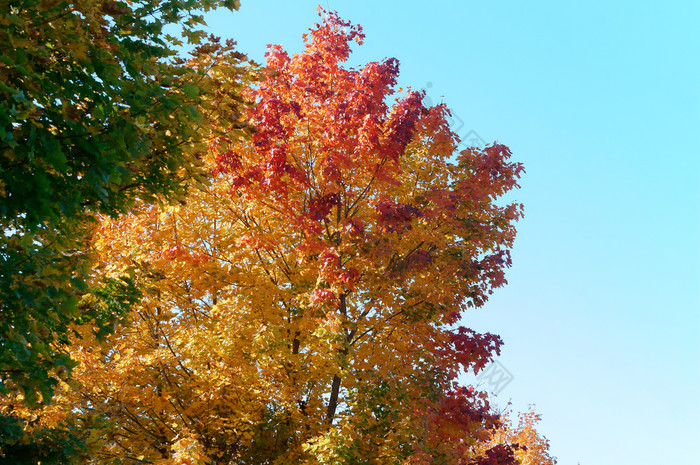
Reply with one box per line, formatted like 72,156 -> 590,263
47,9 -> 524,464
0,0 -> 249,403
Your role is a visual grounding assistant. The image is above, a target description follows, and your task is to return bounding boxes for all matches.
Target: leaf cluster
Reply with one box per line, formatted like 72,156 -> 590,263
0,0 -> 251,441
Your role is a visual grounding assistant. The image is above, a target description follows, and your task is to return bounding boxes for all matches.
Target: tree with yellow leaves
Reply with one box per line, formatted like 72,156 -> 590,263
47,9 -> 525,464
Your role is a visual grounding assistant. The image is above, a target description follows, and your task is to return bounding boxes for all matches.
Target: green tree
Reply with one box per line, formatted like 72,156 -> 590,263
0,0 -> 248,405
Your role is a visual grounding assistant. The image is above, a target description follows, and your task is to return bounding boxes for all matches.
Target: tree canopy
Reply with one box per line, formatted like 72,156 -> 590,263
0,5 -> 559,465
21,10 -> 531,464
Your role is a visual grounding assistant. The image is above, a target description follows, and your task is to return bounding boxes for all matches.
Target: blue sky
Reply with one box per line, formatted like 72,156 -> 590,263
198,1 -> 700,463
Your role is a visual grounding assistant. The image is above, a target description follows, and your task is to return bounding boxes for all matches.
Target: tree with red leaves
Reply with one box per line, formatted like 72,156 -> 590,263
43,8 -> 525,464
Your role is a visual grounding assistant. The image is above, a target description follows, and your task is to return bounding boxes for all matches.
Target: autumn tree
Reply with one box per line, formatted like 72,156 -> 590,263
52,9 -> 524,464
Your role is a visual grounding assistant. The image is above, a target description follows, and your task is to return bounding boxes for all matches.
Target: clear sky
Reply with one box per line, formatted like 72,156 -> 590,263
197,1 -> 700,463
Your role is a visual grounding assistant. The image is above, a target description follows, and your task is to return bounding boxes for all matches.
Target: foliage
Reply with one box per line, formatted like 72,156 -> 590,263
44,9 -> 526,464
0,0 -> 249,402
0,411 -> 86,465
473,407 -> 557,465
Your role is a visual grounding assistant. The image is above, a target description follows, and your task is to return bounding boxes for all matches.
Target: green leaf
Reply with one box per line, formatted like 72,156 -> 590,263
183,83 -> 200,98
